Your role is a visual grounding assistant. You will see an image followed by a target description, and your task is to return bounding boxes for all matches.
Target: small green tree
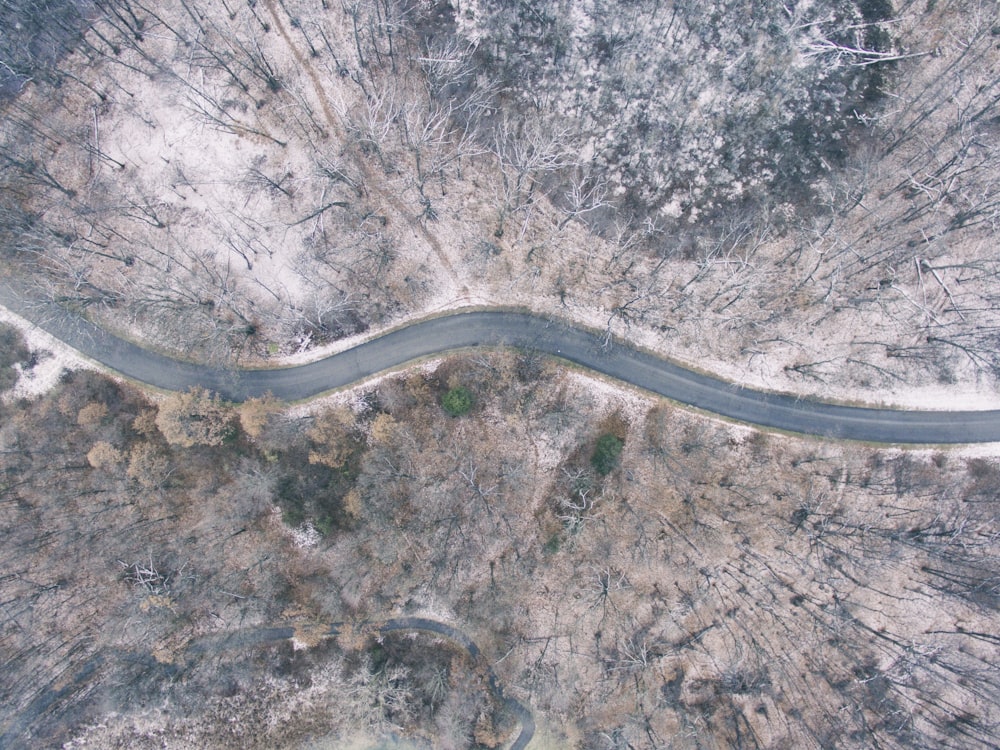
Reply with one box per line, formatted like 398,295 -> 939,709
591,434 -> 624,476
441,386 -> 473,417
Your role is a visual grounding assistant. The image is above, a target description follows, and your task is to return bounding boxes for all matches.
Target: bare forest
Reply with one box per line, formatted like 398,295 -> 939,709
0,0 -> 998,401
1,337 -> 999,748
1,0 -> 1000,748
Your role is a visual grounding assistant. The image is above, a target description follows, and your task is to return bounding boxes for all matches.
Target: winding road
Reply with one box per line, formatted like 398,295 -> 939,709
2,289 -> 997,748
2,283 -> 998,443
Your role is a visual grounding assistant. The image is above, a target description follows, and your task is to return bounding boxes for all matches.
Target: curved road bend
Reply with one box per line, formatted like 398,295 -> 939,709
377,618 -> 535,749
1,286 -> 998,444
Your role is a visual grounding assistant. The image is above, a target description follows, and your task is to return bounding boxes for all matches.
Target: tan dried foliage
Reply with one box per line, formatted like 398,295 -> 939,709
293,621 -> 331,650
474,710 -> 504,748
342,488 -> 362,521
238,393 -> 279,439
77,401 -> 108,427
406,374 -> 433,405
131,408 -> 159,436
369,412 -> 398,445
155,387 -> 231,448
86,441 -> 123,470
307,407 -> 355,468
334,622 -> 374,653
126,442 -> 169,488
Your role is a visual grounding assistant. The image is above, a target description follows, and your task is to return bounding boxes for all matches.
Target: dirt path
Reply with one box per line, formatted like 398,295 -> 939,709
0,617 -> 534,750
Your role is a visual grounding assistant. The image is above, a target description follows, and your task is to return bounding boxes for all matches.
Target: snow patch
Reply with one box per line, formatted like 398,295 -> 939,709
0,306 -> 94,402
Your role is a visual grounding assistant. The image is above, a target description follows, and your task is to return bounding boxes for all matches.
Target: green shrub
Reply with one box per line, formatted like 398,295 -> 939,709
441,386 -> 473,417
281,504 -> 305,527
315,515 -> 336,537
591,434 -> 624,476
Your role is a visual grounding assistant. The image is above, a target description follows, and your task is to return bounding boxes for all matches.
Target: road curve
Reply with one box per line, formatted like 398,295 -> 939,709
1,284 -> 997,444
376,617 -> 535,749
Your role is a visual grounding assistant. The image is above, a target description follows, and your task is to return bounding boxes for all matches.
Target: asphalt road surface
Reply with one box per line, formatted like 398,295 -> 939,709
2,284 -> 998,444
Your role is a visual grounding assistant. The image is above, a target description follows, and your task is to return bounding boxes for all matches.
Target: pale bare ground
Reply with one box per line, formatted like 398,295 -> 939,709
6,0 -> 999,412
1,5 -> 994,746
4,11 -> 998,750
0,305 -> 97,401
